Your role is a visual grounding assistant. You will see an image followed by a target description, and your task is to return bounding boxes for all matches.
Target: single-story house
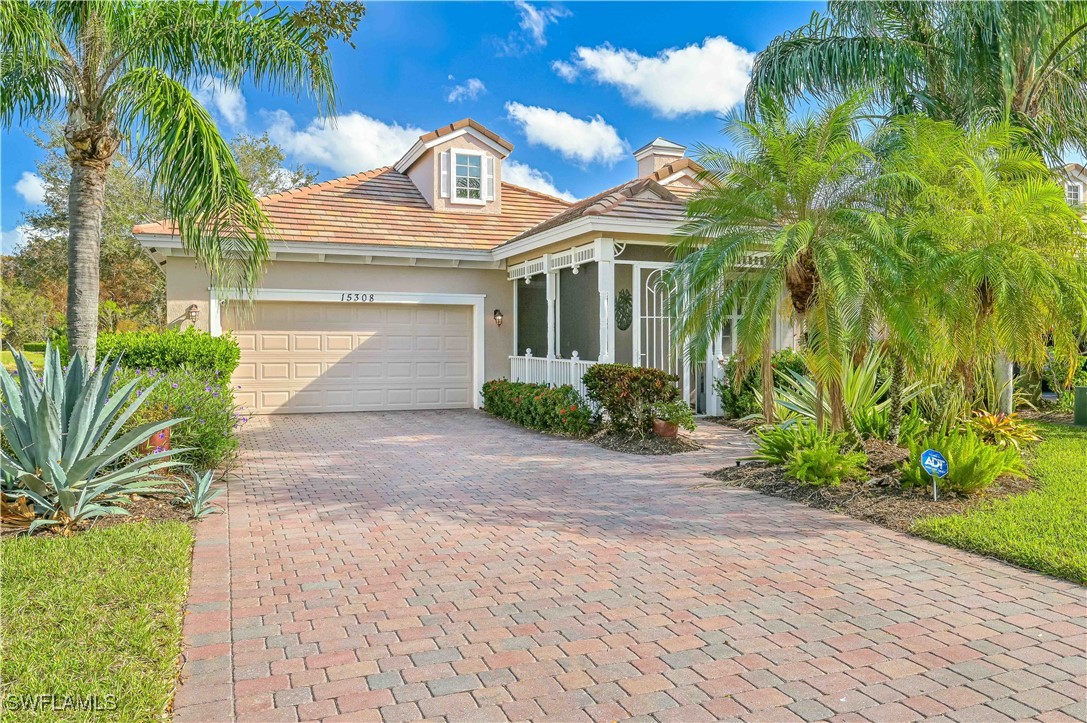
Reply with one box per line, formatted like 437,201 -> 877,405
135,119 -> 796,415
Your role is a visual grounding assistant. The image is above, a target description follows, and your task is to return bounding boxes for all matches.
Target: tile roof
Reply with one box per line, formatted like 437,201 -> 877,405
132,168 -> 571,251
502,158 -> 704,245
418,118 -> 513,152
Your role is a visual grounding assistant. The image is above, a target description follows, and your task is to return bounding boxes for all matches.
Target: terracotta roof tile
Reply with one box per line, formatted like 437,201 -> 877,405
418,118 -> 513,152
133,168 -> 570,251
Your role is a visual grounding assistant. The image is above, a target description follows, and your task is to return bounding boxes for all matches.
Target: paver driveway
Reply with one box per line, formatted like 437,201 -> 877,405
173,411 -> 1086,722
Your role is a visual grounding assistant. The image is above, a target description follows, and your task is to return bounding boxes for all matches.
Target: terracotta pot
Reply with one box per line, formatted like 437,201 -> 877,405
137,427 -> 171,459
653,418 -> 678,438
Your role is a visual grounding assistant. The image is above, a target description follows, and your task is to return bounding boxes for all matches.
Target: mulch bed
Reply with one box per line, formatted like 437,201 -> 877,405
1020,408 -> 1075,425
591,430 -> 701,455
702,460 -> 1033,534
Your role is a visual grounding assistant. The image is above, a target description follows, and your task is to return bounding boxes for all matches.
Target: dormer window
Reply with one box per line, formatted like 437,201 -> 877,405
1066,183 -> 1081,206
455,152 -> 483,201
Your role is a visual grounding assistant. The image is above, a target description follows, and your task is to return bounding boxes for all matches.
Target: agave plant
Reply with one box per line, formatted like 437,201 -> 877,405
176,469 -> 223,519
0,345 -> 187,534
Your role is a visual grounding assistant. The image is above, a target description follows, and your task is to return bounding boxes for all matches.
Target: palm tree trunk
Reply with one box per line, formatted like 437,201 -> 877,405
67,159 -> 109,366
887,352 -> 906,444
760,332 -> 774,423
815,380 -> 826,432
995,350 -> 1014,414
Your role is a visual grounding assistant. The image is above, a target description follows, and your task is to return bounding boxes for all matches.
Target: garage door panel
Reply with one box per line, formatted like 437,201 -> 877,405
227,301 -> 472,414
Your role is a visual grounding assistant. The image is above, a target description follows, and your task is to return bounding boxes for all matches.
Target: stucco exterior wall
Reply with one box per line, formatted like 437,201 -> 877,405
162,257 -> 514,382
406,135 -> 504,214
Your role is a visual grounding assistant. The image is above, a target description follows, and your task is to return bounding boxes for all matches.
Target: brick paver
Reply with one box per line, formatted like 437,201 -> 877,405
172,411 -> 1087,722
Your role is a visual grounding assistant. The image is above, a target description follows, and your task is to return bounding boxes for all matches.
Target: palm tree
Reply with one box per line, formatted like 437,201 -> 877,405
669,94 -> 885,435
748,1 -> 1087,162
1,1 -> 353,365
889,119 -> 1087,414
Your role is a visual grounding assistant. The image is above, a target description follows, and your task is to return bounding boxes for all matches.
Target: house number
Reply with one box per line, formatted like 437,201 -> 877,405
340,293 -> 376,302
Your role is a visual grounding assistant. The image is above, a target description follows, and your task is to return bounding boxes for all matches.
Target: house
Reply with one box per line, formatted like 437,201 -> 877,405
1058,163 -> 1087,207
135,119 -> 794,415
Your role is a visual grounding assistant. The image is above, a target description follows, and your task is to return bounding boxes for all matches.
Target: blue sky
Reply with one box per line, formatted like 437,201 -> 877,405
1,1 -> 823,246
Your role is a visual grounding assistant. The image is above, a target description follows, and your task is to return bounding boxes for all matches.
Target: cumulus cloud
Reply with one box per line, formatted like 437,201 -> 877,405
505,102 -> 626,166
264,110 -> 424,175
553,36 -> 755,117
497,0 -> 570,55
502,160 -> 576,201
194,76 -> 247,127
0,225 -> 30,252
14,172 -> 46,205
445,77 -> 487,103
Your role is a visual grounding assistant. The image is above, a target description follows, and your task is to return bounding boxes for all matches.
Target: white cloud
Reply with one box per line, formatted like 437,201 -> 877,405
497,0 -> 570,55
14,172 -> 46,205
505,102 -> 626,166
446,77 -> 487,103
554,36 -> 755,118
0,225 -> 30,252
264,110 -> 423,175
502,160 -> 576,201
194,76 -> 247,127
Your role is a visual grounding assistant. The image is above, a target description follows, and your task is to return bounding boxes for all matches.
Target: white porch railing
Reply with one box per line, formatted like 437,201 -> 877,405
509,355 -> 595,400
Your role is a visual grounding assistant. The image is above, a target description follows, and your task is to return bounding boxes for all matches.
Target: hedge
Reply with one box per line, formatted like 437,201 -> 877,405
482,379 -> 593,437
98,329 -> 241,377
582,363 -> 679,435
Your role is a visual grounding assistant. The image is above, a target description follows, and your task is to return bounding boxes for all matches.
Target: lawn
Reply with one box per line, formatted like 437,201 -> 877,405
913,422 -> 1087,584
1,350 -> 44,372
1,522 -> 194,721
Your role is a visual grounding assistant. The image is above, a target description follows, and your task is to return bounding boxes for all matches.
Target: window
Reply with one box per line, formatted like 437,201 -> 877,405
454,153 -> 482,201
1067,183 -> 1081,206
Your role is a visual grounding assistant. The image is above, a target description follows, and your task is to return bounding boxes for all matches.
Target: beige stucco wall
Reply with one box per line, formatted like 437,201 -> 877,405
404,135 -> 503,214
163,257 -> 515,382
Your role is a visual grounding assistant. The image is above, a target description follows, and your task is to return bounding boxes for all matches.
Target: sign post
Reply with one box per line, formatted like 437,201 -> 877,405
920,449 -> 949,501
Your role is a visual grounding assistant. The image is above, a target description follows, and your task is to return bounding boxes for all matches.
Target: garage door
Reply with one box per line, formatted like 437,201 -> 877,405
226,302 -> 473,414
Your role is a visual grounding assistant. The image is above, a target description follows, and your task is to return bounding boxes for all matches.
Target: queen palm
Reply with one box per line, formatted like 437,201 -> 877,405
748,1 -> 1087,161
1,1 -> 349,364
669,94 -> 887,434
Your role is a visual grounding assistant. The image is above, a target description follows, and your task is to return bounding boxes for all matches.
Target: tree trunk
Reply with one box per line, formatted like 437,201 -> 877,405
67,159 -> 109,367
815,380 -> 825,432
887,352 -> 906,444
761,331 -> 774,424
995,350 -> 1014,414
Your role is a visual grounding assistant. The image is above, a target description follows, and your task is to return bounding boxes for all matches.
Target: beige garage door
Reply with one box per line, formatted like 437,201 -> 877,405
226,302 -> 473,414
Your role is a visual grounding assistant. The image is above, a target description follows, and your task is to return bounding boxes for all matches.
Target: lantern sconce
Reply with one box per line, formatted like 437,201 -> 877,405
493,309 -> 504,327
186,304 -> 200,323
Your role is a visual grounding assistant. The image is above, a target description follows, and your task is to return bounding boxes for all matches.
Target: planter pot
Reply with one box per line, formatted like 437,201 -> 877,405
653,419 -> 678,438
137,427 -> 171,459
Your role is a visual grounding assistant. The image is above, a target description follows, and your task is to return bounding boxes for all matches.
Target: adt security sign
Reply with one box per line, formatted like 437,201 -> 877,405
920,449 -> 948,500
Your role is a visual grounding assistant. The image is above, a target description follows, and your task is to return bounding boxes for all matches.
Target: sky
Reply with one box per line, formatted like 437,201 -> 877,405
0,1 -> 823,249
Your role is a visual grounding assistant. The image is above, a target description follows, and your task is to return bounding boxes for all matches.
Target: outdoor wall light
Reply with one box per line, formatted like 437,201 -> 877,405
186,304 -> 200,323
493,309 -> 504,327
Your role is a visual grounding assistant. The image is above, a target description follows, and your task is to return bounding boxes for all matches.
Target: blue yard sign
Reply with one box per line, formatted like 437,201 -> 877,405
920,448 -> 949,500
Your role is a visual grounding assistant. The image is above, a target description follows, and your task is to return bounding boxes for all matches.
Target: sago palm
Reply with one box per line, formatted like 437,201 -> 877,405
748,1 -> 1087,162
669,94 -> 884,434
0,1 -> 349,364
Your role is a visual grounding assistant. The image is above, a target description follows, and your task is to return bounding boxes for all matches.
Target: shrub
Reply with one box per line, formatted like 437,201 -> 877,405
855,405 -> 928,445
654,400 -> 696,432
112,366 -> 245,470
482,379 -> 593,437
753,422 -> 838,464
21,342 -> 46,353
902,427 -> 1024,495
968,411 -> 1040,449
714,349 -> 807,419
785,437 -> 868,486
98,329 -> 241,377
582,363 -> 679,435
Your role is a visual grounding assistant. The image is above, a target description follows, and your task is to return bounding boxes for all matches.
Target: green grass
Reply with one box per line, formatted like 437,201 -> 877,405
1,350 -> 44,372
1,522 -> 194,721
913,422 -> 1087,584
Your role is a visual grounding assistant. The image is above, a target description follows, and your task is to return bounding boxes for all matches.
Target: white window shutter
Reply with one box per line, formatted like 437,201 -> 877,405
439,150 -> 451,198
485,155 -> 496,201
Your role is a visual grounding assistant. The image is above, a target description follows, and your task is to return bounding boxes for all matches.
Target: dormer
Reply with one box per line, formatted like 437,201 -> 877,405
394,119 -> 513,214
633,137 -> 686,178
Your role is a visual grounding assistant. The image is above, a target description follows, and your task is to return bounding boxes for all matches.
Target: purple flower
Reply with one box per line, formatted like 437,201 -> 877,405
171,382 -> 178,388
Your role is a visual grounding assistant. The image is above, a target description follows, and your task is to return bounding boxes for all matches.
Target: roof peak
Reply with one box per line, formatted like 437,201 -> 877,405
633,137 -> 686,159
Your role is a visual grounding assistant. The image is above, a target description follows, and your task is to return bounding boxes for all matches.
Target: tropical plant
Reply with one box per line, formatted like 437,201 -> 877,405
176,469 -> 222,519
748,1 -> 1087,161
752,422 -> 840,465
670,94 -> 899,435
0,1 -> 361,364
968,411 -> 1041,450
582,363 -> 680,436
0,346 -> 185,534
785,437 -> 868,487
653,400 -> 696,432
715,349 -> 806,419
902,428 -> 1025,495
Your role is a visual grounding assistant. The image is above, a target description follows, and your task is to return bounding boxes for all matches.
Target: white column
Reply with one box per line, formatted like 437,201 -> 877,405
595,238 -> 615,363
545,254 -> 557,385
208,288 -> 222,337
